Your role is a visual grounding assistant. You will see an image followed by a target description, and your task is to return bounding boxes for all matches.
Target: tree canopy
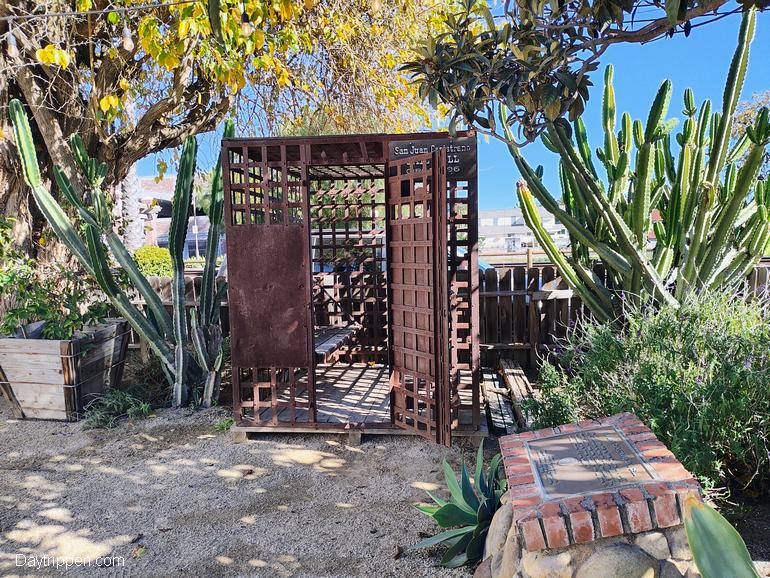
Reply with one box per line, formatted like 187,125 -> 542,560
0,0 -> 440,248
404,0 -> 768,144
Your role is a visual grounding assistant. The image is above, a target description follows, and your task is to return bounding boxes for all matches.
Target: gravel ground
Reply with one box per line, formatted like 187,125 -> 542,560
2,396 -> 768,578
0,398 -> 480,578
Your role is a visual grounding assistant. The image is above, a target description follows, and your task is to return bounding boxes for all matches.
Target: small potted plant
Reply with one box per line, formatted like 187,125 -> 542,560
0,218 -> 129,421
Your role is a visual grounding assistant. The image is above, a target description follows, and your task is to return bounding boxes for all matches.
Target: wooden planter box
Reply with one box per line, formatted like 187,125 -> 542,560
0,318 -> 130,421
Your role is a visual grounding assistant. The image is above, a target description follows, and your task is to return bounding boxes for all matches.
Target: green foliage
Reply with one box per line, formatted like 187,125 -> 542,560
184,256 -> 224,269
9,99 -> 229,407
0,217 -> 109,340
214,418 -> 235,432
683,494 -> 759,578
526,291 -> 770,493
169,137 -> 198,407
83,388 -> 152,429
412,441 -> 508,567
508,10 -> 770,322
133,246 -> 173,277
10,97 -> 176,383
192,118 -> 234,408
405,0 -> 755,142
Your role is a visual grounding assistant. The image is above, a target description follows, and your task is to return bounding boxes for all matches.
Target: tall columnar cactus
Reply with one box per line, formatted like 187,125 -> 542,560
9,99 -> 230,406
506,9 -> 770,322
192,119 -> 234,408
168,137 -> 197,407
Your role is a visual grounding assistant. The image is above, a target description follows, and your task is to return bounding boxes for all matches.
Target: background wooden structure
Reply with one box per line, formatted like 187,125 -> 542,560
0,319 -> 129,421
479,260 -> 770,369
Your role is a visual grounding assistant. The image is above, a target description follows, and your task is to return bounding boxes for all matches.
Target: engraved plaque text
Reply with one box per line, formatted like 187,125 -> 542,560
527,425 -> 657,499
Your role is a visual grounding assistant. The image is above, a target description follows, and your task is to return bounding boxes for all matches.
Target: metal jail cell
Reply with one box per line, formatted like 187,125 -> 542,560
222,132 -> 479,445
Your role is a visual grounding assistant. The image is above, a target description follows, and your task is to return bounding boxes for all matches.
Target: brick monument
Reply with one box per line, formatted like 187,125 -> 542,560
482,412 -> 702,578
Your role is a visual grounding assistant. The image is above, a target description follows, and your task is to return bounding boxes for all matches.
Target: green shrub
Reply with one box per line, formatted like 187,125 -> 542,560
133,245 -> 172,277
0,216 -> 110,339
214,418 -> 234,432
412,441 -> 507,567
83,388 -> 152,429
526,291 -> 770,494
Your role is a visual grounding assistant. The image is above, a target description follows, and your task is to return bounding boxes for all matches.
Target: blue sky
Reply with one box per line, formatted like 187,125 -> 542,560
477,10 -> 770,208
139,10 -> 770,209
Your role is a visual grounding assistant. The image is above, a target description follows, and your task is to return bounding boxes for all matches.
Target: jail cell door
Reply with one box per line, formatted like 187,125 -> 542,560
386,149 -> 451,446
222,143 -> 314,426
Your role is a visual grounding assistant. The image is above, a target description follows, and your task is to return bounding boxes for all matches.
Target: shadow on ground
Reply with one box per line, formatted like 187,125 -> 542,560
0,398 -> 480,578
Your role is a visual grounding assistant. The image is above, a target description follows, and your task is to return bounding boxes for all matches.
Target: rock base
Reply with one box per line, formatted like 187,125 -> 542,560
484,503 -> 700,578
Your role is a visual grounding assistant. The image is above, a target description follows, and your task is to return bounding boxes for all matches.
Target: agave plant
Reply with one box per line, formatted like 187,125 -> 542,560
9,98 -> 233,407
503,8 -> 770,324
683,493 -> 759,578
412,441 -> 507,568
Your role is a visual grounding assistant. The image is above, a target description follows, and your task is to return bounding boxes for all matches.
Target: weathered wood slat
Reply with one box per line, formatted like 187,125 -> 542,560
482,368 -> 516,436
0,319 -> 129,421
23,407 -> 69,420
499,359 -> 534,429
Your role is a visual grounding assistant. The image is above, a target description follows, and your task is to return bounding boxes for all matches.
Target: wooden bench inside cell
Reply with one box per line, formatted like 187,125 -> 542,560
314,325 -> 361,363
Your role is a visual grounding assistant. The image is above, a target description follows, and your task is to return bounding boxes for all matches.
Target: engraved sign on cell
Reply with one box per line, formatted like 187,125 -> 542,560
388,136 -> 477,180
527,425 -> 658,500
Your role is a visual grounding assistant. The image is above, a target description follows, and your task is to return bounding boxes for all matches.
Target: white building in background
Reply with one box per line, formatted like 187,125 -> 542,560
134,176 -> 220,259
478,207 -> 569,254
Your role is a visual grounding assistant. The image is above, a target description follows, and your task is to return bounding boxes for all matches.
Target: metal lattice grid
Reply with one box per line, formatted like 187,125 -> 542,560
309,169 -> 388,364
446,177 -> 479,429
386,151 -> 450,444
222,133 -> 479,437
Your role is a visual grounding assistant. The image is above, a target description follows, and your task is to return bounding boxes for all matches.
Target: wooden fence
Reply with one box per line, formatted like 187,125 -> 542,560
479,261 -> 770,369
130,263 -> 770,370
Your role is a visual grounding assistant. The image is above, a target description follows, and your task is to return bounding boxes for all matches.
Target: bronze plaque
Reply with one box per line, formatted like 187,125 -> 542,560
527,426 -> 657,499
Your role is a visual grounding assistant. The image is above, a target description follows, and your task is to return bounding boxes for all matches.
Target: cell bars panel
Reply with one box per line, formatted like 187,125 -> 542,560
386,151 -> 450,444
223,142 -> 315,425
447,176 -> 480,429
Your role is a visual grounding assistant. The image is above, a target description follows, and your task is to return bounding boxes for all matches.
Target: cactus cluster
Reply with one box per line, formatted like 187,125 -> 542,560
505,9 -> 770,323
9,99 -> 233,407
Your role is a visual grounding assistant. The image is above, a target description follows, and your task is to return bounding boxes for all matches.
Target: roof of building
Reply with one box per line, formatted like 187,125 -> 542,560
480,224 -> 535,236
479,207 -> 524,218
138,176 -> 176,199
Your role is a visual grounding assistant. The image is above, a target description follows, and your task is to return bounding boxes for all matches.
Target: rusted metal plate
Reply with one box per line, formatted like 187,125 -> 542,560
226,226 -> 309,367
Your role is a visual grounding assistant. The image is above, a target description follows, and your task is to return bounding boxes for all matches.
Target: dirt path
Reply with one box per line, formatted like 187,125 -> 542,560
0,399 -> 480,578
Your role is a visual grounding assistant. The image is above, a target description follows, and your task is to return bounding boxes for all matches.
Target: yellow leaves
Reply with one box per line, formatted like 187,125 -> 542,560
99,95 -> 120,113
277,68 -> 291,88
76,0 -> 92,10
155,160 -> 168,183
157,51 -> 181,70
35,44 -> 71,68
277,0 -> 296,21
119,78 -> 130,91
253,29 -> 265,48
215,60 -> 247,92
178,18 -> 192,38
